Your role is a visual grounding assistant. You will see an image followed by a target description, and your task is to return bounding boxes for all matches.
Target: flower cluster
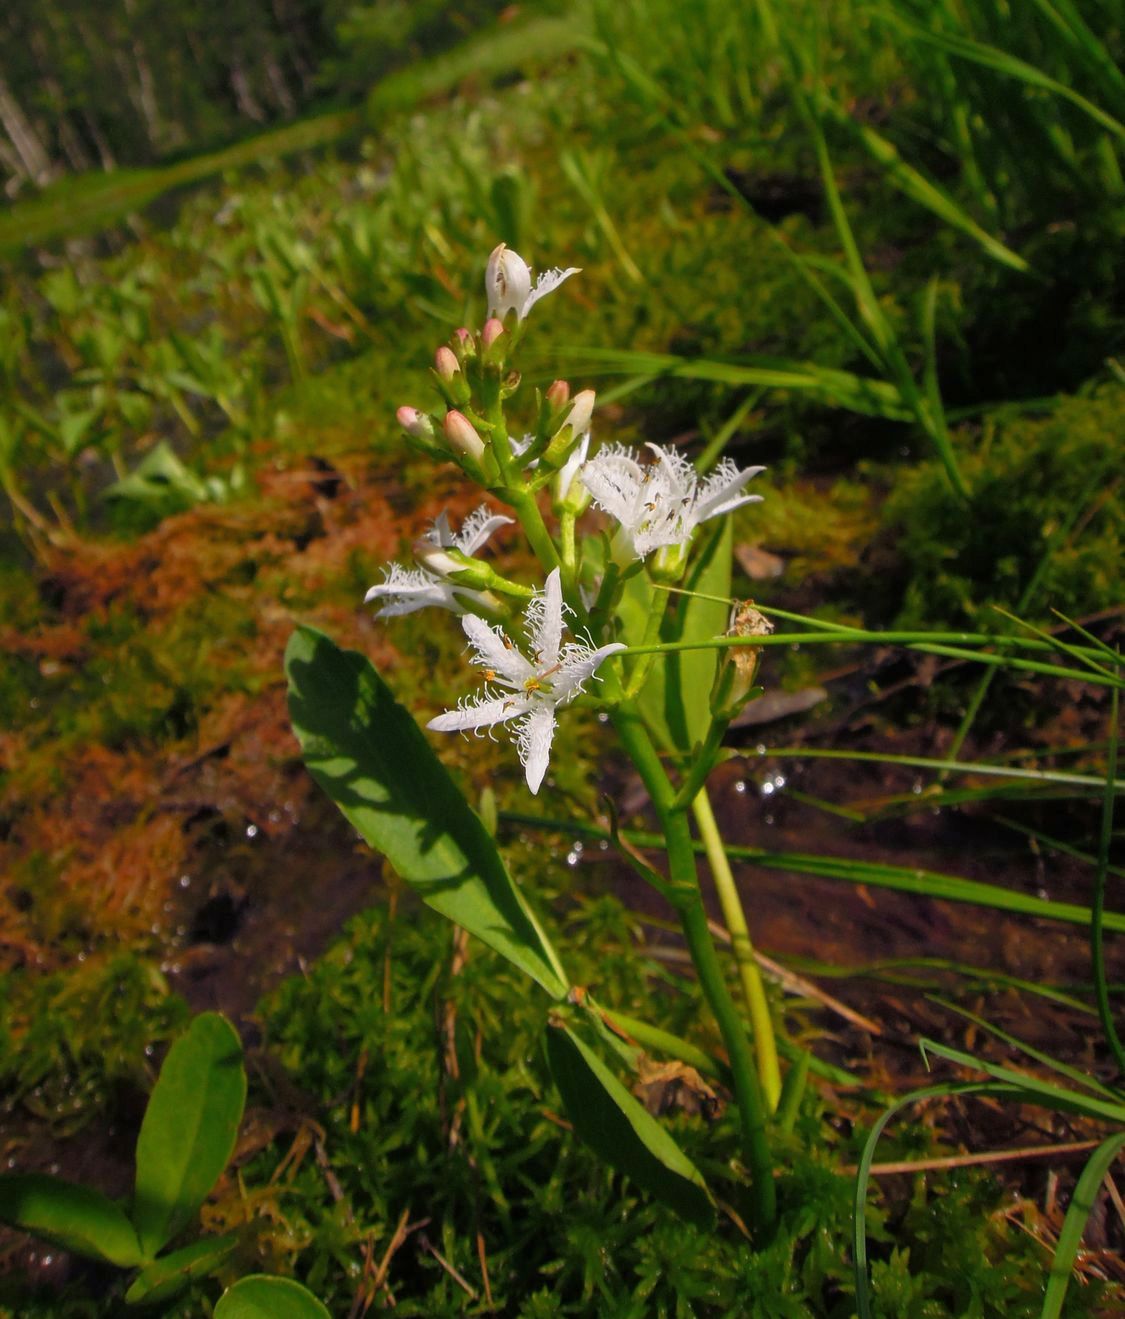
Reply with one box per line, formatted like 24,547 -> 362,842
370,247 -> 765,793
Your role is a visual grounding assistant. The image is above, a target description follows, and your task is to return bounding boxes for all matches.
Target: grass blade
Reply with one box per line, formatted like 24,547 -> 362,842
1041,1133 -> 1125,1319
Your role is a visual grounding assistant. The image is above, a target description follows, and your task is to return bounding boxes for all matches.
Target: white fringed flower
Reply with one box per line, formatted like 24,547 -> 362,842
580,442 -> 764,559
364,505 -> 512,617
427,568 -> 624,794
486,244 -> 581,321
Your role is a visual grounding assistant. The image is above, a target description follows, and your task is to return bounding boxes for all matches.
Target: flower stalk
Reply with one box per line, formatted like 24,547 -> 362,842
612,705 -> 777,1235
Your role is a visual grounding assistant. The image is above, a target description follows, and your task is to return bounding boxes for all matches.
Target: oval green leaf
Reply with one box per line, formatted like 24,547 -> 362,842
132,1013 -> 247,1259
285,626 -> 569,999
214,1275 -> 331,1318
546,1022 -> 714,1228
0,1174 -> 143,1267
124,1232 -> 238,1305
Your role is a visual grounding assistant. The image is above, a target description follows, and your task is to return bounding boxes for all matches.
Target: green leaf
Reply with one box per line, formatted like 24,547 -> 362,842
919,1039 -> 1125,1124
214,1275 -> 331,1318
634,520 -> 731,753
132,1013 -> 246,1260
285,626 -> 569,999
0,1175 -> 143,1267
124,1233 -> 238,1305
545,1022 -> 714,1228
547,345 -> 914,420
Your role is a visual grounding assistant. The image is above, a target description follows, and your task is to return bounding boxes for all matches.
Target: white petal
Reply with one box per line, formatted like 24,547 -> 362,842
526,568 -> 565,668
365,564 -> 456,616
425,510 -> 455,548
455,504 -> 514,556
462,614 -> 533,686
428,694 -> 526,733
552,642 -> 627,703
646,442 -> 695,501
580,444 -> 647,523
516,706 -> 557,794
520,266 -> 581,319
694,460 -> 766,523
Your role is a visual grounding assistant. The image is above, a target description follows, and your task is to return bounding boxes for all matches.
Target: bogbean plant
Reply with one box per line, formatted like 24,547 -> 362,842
286,245 -> 790,1236
0,1012 -> 328,1315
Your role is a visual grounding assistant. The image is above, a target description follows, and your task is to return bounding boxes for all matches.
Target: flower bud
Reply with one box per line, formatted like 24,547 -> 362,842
451,326 -> 477,364
486,243 -> 532,320
650,540 -> 690,584
397,406 -> 434,441
434,346 -> 460,381
481,318 -> 505,350
552,434 -> 591,516
545,379 -> 570,410
563,388 -> 595,436
710,602 -> 773,722
443,410 -> 486,461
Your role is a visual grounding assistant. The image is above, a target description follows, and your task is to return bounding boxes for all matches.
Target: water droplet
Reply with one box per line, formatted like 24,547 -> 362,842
912,779 -> 923,795
246,823 -> 259,839
755,743 -> 767,756
598,839 -> 609,852
179,873 -> 192,889
733,779 -> 747,795
597,712 -> 609,724
764,814 -> 775,826
761,780 -> 776,797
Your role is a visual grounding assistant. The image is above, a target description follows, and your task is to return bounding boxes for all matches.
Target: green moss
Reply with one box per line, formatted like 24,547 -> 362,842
0,953 -> 187,1139
884,384 -> 1124,629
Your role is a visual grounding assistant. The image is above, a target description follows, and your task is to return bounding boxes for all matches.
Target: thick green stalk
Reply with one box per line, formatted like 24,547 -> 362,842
691,785 -> 782,1111
612,706 -> 777,1234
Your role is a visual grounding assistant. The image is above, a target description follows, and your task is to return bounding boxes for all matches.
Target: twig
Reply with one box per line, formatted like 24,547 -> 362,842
419,1233 -> 478,1299
845,1138 -> 1102,1176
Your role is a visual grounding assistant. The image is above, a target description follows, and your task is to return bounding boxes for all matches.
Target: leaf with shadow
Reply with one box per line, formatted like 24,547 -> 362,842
285,626 -> 569,999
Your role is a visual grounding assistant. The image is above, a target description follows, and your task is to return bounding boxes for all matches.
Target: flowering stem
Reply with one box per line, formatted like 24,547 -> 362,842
690,785 -> 782,1112
611,705 -> 777,1236
508,488 -> 561,576
481,386 -> 561,580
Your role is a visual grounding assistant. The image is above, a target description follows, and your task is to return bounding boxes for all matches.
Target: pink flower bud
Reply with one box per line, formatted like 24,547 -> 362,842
481,317 -> 506,350
545,379 -> 570,409
397,406 -> 434,440
434,346 -> 460,381
443,410 -> 485,461
564,389 -> 596,435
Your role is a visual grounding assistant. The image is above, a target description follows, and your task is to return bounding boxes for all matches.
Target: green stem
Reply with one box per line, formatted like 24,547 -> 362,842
612,706 -> 776,1234
509,488 -> 560,576
691,784 -> 782,1111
